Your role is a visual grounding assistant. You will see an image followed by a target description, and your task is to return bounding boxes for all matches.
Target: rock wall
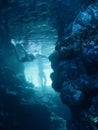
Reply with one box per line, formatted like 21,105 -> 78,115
49,1 -> 98,130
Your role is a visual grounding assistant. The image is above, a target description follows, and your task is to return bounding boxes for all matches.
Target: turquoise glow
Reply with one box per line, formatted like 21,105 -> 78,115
24,59 -> 53,87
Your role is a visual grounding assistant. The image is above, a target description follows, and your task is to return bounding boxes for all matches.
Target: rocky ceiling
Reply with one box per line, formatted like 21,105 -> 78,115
1,0 -> 56,41
0,0 -> 84,42
0,0 -> 90,52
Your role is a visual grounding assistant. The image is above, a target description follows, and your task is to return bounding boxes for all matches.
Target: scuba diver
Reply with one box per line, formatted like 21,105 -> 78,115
11,39 -> 47,62
37,56 -> 47,87
11,38 -> 48,87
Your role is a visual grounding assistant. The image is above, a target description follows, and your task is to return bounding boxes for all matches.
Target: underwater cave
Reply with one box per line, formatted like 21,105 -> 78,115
0,0 -> 98,130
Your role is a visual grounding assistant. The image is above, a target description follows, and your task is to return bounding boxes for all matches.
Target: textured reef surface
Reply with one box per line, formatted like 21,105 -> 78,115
49,1 -> 98,130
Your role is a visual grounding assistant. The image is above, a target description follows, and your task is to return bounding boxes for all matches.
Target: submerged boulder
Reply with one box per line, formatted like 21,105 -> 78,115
50,1 -> 98,130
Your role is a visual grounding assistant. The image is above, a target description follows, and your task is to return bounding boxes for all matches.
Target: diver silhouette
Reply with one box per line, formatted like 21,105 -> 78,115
11,39 -> 47,62
37,56 -> 47,87
11,39 -> 47,87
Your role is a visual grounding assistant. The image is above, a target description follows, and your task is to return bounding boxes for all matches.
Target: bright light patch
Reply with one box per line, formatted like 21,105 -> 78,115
24,59 -> 53,87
